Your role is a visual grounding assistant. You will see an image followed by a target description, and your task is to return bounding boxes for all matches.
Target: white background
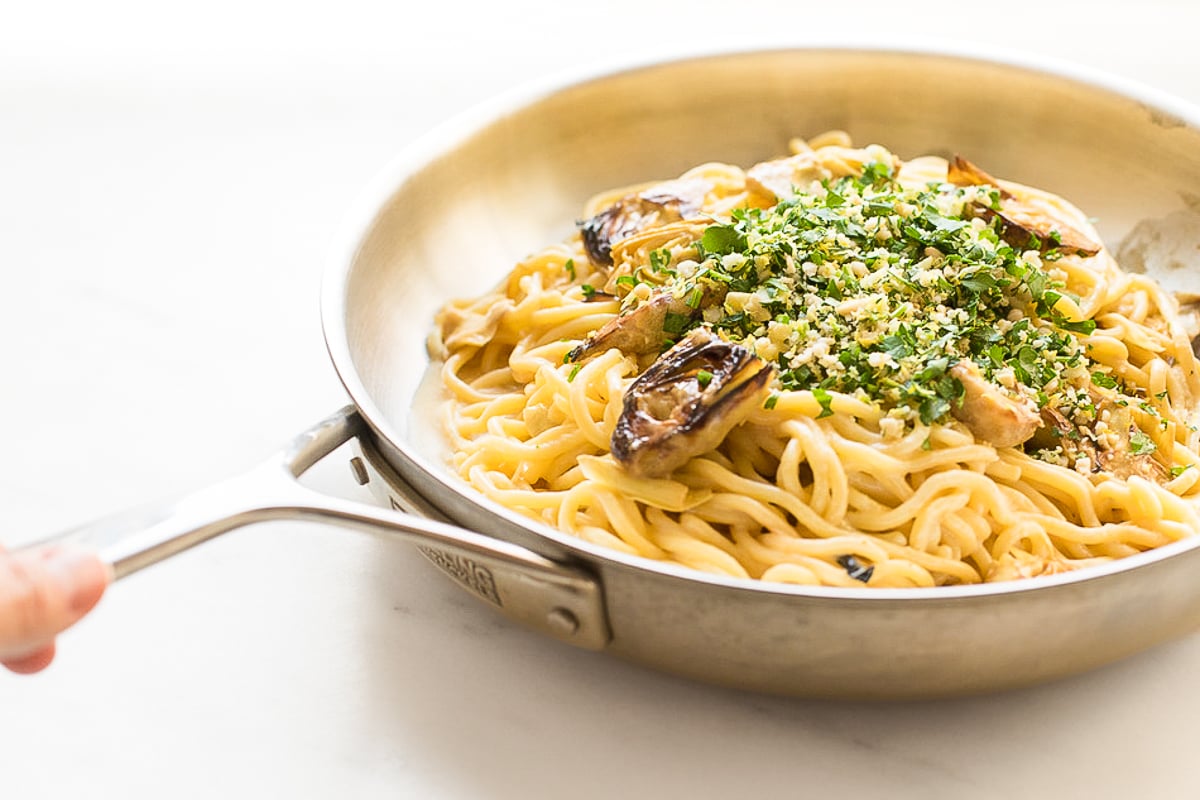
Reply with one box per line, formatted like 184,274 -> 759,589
3,2 -> 1199,798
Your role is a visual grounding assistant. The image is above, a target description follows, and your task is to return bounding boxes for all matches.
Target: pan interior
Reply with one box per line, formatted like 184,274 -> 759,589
331,46 -> 1200,584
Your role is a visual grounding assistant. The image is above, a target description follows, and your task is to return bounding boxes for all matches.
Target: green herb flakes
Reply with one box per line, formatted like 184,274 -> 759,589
812,387 -> 835,419
1130,430 -> 1157,455
606,160 -> 1137,467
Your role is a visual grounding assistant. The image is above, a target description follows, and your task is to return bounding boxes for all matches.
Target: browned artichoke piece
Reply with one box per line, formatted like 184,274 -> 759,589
580,204 -> 636,267
568,293 -> 680,363
949,361 -> 1042,449
744,153 -> 834,201
611,329 -> 773,478
1094,430 -> 1168,482
1028,391 -> 1165,481
947,155 -> 1101,257
578,179 -> 708,267
946,155 -> 1013,198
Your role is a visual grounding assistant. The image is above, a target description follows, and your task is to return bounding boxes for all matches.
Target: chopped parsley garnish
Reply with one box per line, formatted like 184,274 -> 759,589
1130,430 -> 1157,456
812,387 -> 835,419
699,224 -> 747,256
628,163 -> 1113,435
586,158 -> 1172,472
648,248 -> 674,275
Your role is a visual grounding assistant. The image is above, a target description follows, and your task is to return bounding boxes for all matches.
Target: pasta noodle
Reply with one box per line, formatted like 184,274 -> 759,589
431,133 -> 1200,588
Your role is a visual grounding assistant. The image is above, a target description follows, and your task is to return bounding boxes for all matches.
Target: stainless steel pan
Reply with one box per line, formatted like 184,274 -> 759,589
50,45 -> 1200,698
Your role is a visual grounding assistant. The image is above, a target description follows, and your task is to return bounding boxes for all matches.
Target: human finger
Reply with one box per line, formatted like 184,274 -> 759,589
1,642 -> 56,674
0,545 -> 111,670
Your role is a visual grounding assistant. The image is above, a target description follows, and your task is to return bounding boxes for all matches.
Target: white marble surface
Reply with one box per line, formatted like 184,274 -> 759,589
4,2 -> 1200,797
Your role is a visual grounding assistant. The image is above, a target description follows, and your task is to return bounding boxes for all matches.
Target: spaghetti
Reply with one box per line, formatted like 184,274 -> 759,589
431,132 -> 1200,588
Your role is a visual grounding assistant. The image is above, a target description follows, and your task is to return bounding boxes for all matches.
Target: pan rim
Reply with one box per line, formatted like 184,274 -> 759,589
322,39 -> 1200,603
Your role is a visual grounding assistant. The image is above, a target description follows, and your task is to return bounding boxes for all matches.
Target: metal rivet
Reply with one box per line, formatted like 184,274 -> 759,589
349,456 -> 370,486
546,607 -> 579,637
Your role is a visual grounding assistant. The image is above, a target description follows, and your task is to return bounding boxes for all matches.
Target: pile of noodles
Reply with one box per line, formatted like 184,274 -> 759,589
431,132 -> 1200,588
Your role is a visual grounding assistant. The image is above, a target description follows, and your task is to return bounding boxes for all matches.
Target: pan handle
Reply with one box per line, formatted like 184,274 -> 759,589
32,407 -> 610,650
